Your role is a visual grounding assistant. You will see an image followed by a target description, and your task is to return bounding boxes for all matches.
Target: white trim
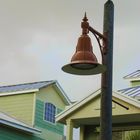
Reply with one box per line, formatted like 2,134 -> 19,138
56,89 -> 100,122
0,112 -> 41,134
123,78 -> 140,82
32,93 -> 36,126
0,89 -> 39,97
113,91 -> 140,108
123,70 -> 140,79
53,81 -> 71,105
56,89 -> 140,123
0,119 -> 41,134
44,102 -> 56,124
0,81 -> 71,106
42,100 -> 57,126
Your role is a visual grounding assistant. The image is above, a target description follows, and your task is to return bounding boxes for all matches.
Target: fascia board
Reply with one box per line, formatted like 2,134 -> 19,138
0,89 -> 39,97
56,89 -> 101,122
113,91 -> 140,108
0,119 -> 41,134
123,77 -> 140,81
56,90 -> 140,122
53,81 -> 71,105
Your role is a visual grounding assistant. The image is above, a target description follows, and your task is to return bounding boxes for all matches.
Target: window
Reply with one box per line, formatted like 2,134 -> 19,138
44,102 -> 56,123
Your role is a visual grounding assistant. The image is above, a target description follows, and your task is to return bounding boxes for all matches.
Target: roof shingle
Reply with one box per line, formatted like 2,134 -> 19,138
123,70 -> 140,79
0,81 -> 55,93
0,112 -> 41,134
118,86 -> 140,98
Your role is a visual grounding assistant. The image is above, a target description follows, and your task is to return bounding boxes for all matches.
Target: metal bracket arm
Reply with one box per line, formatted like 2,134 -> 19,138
89,26 -> 107,56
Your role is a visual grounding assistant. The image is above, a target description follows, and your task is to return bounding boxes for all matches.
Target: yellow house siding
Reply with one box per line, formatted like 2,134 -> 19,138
61,95 -> 140,121
0,93 -> 35,125
131,80 -> 140,87
57,91 -> 140,140
67,96 -> 101,120
112,96 -> 140,115
37,85 -> 65,109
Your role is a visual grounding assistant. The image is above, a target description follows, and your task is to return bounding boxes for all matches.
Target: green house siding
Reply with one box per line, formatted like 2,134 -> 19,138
0,125 -> 43,140
35,100 -> 64,135
34,85 -> 66,140
0,93 -> 35,125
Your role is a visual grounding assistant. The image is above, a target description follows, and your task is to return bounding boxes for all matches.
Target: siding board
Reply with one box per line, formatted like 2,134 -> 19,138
0,93 -> 35,125
35,100 -> 64,135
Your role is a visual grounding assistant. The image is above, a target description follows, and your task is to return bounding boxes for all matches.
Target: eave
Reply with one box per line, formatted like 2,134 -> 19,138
0,89 -> 39,97
0,112 -> 41,134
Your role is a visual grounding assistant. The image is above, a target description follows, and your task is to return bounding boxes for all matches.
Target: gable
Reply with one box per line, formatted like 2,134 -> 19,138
0,81 -> 70,140
59,94 -> 139,121
34,85 -> 67,138
36,85 -> 67,109
56,90 -> 140,126
0,81 -> 71,106
112,96 -> 140,116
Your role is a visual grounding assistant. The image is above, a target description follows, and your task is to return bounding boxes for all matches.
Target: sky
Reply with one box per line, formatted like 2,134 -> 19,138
0,0 -> 140,101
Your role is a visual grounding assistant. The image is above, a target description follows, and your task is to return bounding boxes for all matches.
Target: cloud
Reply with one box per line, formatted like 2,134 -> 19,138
0,0 -> 139,100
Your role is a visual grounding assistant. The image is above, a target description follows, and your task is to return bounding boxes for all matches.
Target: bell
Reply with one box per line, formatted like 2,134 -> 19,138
70,34 -> 98,70
62,14 -> 106,75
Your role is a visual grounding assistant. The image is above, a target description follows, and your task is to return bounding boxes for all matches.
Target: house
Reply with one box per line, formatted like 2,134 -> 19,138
123,70 -> 140,87
56,70 -> 140,140
56,89 -> 140,140
118,70 -> 140,100
56,90 -> 140,140
0,80 -> 71,140
117,70 -> 140,139
0,112 -> 42,140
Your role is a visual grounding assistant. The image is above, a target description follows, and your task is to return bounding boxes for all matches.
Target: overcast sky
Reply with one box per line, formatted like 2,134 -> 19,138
0,0 -> 140,100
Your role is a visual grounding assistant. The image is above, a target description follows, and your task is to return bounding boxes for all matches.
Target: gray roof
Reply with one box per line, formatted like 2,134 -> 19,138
0,80 -> 71,105
0,80 -> 55,93
0,112 -> 41,134
123,70 -> 140,79
118,86 -> 140,99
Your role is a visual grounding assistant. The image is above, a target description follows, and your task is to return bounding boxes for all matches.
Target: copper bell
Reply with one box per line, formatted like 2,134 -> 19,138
62,13 -> 106,75
70,33 -> 98,70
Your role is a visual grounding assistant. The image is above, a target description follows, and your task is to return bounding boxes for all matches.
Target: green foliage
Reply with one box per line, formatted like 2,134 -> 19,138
126,131 -> 140,140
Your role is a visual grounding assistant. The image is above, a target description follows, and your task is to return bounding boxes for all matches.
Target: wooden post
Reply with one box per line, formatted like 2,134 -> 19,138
66,120 -> 73,140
